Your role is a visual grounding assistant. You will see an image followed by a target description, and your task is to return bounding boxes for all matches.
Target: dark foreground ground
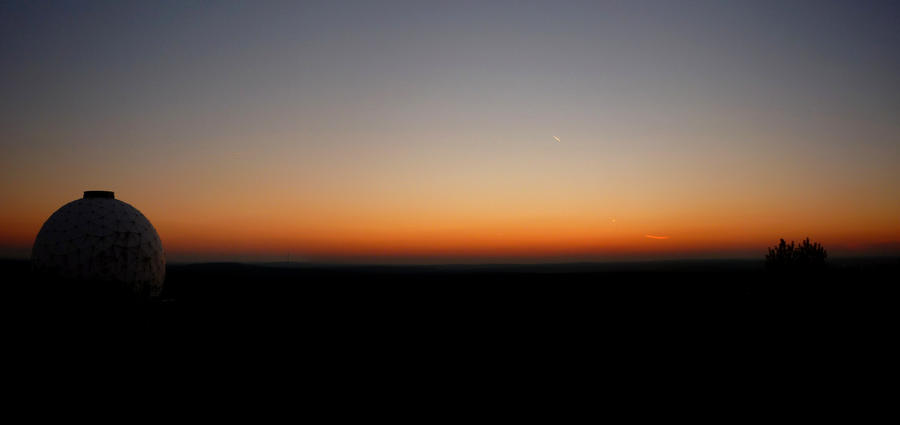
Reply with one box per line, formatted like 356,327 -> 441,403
7,257 -> 897,340
4,257 -> 897,395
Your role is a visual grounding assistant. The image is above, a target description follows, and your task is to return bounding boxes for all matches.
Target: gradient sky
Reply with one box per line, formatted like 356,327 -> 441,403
2,0 -> 899,262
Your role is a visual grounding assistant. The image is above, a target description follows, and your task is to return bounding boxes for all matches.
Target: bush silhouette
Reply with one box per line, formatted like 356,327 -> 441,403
765,237 -> 827,271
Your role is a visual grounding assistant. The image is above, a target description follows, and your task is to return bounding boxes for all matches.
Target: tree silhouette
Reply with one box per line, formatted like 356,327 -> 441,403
765,237 -> 827,271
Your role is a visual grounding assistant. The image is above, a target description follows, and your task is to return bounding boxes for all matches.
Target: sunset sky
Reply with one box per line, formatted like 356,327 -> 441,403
2,1 -> 899,263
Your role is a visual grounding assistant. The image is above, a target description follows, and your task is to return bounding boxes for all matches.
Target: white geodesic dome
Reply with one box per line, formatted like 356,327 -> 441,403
31,191 -> 165,298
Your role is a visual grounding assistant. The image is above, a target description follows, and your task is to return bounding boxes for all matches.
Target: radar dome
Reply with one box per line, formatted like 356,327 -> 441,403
31,191 -> 165,298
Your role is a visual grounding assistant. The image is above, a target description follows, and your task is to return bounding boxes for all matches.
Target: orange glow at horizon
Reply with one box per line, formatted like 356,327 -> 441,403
3,178 -> 899,262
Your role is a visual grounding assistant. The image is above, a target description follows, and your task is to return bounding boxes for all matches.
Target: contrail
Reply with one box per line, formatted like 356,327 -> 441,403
644,234 -> 670,240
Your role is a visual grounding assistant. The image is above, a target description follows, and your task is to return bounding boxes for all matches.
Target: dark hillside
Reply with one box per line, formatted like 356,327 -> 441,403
4,258 -> 895,382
